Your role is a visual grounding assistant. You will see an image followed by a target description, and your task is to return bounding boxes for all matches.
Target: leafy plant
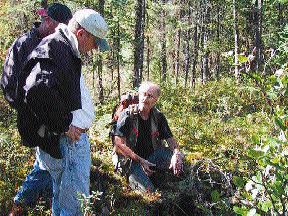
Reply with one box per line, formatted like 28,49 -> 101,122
233,72 -> 287,215
233,128 -> 287,215
78,191 -> 103,215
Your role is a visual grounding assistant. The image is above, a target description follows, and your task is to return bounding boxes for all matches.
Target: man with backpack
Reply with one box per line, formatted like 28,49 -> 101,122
112,81 -> 184,192
21,8 -> 109,215
1,3 -> 72,215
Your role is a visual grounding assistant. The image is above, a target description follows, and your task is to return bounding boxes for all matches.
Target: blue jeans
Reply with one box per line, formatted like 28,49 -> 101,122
36,133 -> 91,216
14,158 -> 53,206
128,147 -> 173,192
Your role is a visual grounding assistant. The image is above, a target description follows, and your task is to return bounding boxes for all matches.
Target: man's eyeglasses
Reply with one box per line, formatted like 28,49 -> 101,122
139,92 -> 156,100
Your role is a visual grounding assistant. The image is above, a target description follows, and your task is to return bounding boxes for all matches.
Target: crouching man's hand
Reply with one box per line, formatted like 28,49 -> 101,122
169,149 -> 184,176
139,158 -> 156,176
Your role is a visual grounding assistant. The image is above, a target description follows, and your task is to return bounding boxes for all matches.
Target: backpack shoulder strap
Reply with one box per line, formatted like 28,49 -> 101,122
150,107 -> 163,149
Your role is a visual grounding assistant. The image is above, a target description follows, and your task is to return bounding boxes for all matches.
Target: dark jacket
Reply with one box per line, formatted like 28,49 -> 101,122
18,27 -> 82,158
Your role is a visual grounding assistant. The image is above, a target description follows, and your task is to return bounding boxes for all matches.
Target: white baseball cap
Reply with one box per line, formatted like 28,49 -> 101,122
74,9 -> 109,52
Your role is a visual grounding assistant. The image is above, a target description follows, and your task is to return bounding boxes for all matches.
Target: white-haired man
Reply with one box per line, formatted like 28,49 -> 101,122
113,81 -> 184,192
22,9 -> 109,215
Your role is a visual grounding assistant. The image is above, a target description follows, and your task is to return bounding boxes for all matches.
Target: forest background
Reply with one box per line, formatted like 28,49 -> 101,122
0,0 -> 287,215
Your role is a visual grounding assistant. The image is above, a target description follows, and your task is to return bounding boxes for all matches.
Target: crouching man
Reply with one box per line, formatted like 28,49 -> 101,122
113,81 -> 184,192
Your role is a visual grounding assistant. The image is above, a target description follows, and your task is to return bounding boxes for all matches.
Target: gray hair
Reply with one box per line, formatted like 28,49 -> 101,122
139,81 -> 161,98
67,17 -> 81,33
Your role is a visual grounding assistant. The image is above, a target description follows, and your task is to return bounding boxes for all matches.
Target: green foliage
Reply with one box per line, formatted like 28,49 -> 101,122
269,24 -> 288,70
233,72 -> 288,215
0,1 -> 37,61
158,77 -> 271,164
0,0 -> 287,215
233,131 -> 287,215
0,73 -> 282,215
74,74 -> 276,215
78,191 -> 103,215
0,93 -> 35,214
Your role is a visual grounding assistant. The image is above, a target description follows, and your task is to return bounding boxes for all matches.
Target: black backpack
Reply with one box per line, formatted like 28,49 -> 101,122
1,49 -> 21,108
1,59 -> 34,109
1,26 -> 41,109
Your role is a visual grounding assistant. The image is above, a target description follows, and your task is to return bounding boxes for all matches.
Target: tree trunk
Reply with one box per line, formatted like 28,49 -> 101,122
97,56 -> 104,103
184,0 -> 192,88
110,31 -> 114,82
175,29 -> 181,85
215,4 -> 221,79
146,36 -> 150,80
191,27 -> 198,88
133,0 -> 146,88
277,3 -> 284,29
233,0 -> 239,81
191,10 -> 199,88
160,0 -> 167,82
183,31 -> 191,88
201,1 -> 210,83
108,6 -> 114,83
93,60 -> 96,89
174,0 -> 182,85
117,19 -> 121,99
145,3 -> 150,80
98,0 -> 105,14
202,34 -> 209,83
97,0 -> 105,103
254,0 -> 263,73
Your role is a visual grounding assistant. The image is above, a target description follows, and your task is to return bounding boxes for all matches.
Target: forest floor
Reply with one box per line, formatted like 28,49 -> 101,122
0,77 -> 276,215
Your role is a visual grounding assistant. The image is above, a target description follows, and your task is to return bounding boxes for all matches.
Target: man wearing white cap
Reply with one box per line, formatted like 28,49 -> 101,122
22,9 -> 109,215
1,3 -> 73,215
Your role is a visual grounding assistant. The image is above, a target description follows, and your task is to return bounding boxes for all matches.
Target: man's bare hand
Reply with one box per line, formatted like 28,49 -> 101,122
139,158 -> 156,176
169,150 -> 184,176
65,125 -> 81,143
